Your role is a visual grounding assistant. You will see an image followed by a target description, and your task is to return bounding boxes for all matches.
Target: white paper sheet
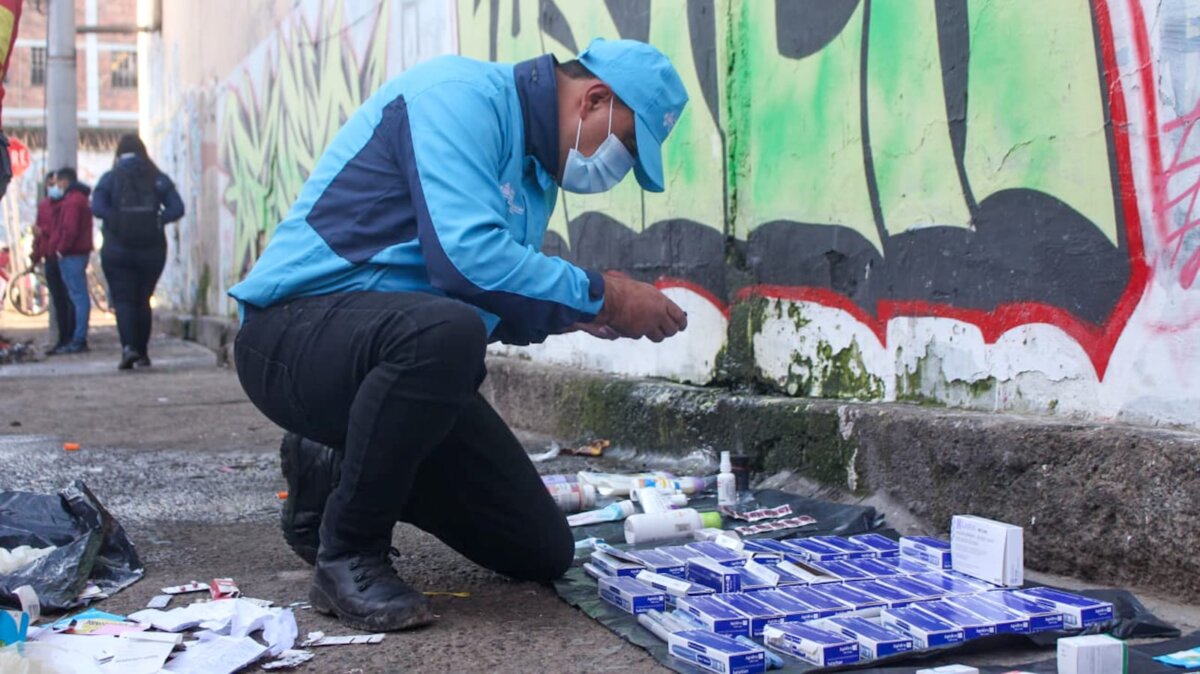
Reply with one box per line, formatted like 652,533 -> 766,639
162,635 -> 267,674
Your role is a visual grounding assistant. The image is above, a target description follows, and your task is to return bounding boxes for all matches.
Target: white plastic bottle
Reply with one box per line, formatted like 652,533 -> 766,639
624,509 -> 722,545
717,450 -> 737,507
546,482 -> 596,513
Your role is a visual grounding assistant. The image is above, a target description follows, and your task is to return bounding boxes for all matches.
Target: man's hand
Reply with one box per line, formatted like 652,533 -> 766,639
595,271 -> 688,342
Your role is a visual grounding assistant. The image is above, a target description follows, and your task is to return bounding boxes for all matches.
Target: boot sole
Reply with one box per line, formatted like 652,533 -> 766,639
279,437 -> 319,565
309,583 -> 436,632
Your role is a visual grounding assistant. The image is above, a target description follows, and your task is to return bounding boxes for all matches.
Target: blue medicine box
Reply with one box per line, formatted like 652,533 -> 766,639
777,586 -> 854,618
687,542 -> 750,567
1013,587 -> 1114,630
687,557 -> 742,593
945,593 -> 1032,634
900,536 -> 952,569
880,606 -> 965,649
809,559 -> 874,581
677,595 -> 753,637
811,583 -> 888,612
877,575 -> 948,602
659,545 -> 705,564
844,557 -> 906,578
850,533 -> 901,558
626,549 -> 687,578
590,551 -> 644,577
667,629 -> 767,674
809,535 -> 876,559
763,622 -> 860,667
915,600 -> 999,640
781,537 -> 854,563
977,591 -> 1065,633
844,580 -> 922,608
714,593 -> 786,637
598,576 -> 666,615
752,589 -> 831,623
820,616 -> 914,660
911,571 -> 987,596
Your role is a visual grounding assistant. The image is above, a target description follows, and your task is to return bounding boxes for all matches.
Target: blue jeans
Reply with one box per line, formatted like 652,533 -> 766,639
57,254 -> 91,345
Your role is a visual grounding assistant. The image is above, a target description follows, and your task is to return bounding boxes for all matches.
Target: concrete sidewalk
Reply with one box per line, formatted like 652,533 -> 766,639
3,313 -> 1197,671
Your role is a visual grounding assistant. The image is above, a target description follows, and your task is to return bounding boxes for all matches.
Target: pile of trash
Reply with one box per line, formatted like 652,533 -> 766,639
1,577 -> 387,672
0,334 -> 35,365
0,482 -> 385,672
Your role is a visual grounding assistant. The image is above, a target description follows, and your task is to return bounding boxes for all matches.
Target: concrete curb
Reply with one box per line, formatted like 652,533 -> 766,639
481,355 -> 1200,603
155,313 -> 238,366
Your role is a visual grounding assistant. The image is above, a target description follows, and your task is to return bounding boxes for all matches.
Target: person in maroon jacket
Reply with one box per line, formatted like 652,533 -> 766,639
29,171 -> 74,352
48,167 -> 93,353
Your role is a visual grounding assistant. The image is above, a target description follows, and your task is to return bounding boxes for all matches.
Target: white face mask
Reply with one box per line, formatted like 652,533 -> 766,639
560,98 -> 636,194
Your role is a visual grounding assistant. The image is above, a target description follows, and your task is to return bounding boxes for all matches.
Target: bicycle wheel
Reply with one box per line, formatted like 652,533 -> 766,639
89,270 -> 112,314
7,268 -> 50,316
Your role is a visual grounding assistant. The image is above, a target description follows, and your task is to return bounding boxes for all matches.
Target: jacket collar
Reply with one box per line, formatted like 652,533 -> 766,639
513,54 -> 559,178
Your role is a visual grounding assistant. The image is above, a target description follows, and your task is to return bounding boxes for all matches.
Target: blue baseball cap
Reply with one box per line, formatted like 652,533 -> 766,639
577,38 -> 688,193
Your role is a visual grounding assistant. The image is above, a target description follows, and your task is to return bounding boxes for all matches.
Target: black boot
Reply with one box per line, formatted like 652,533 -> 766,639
279,433 -> 341,565
310,547 -> 436,631
118,346 -> 139,370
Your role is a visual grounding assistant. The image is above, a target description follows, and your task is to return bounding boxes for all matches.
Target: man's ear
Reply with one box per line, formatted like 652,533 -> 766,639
581,83 -> 613,117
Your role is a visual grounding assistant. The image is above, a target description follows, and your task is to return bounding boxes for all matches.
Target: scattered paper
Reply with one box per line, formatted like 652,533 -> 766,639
301,631 -> 385,647
31,632 -> 120,661
120,631 -> 183,646
146,595 -> 171,609
261,648 -> 314,670
100,637 -> 175,674
163,635 -> 267,674
261,610 -> 297,656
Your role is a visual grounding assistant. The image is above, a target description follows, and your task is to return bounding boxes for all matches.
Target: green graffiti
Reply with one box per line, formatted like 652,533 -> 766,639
220,0 -> 390,281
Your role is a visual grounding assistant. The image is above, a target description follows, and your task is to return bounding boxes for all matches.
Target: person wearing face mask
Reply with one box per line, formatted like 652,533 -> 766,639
30,171 -> 75,354
47,167 -> 93,354
228,38 -> 689,632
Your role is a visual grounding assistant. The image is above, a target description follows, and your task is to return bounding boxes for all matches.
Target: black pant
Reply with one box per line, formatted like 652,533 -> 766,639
234,291 -> 572,582
101,242 -> 166,355
43,257 -> 74,346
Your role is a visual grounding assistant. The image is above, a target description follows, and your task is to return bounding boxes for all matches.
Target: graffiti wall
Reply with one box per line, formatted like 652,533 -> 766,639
141,0 -> 1199,427
462,0 -> 1200,428
140,0 -> 455,316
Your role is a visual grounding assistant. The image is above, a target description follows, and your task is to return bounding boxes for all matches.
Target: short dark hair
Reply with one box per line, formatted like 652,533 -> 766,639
557,59 -> 597,80
56,167 -> 77,183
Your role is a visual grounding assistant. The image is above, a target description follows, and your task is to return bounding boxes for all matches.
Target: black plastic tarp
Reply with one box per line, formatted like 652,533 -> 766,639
557,489 -> 1181,673
0,481 -> 142,611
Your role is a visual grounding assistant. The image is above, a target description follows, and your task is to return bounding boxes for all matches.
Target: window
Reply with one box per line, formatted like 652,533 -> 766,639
30,46 -> 45,86
111,51 -> 136,89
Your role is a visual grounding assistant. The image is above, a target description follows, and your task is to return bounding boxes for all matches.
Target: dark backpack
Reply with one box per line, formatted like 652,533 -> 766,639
109,162 -> 161,247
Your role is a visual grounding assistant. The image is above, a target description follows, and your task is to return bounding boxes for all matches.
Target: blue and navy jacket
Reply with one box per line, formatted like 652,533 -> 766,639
228,55 -> 605,345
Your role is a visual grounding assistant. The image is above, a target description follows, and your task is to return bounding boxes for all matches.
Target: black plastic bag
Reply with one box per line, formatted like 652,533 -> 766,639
0,481 -> 142,611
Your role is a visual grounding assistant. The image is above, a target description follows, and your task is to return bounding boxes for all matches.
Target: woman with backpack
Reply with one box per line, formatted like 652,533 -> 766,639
92,134 -> 185,370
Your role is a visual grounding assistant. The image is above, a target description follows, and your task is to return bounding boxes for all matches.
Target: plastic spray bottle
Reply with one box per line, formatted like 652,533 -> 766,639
717,451 -> 736,507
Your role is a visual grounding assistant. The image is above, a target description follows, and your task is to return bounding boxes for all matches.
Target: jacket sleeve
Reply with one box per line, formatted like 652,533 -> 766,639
91,172 -> 113,221
157,174 -> 185,224
400,83 -> 604,344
